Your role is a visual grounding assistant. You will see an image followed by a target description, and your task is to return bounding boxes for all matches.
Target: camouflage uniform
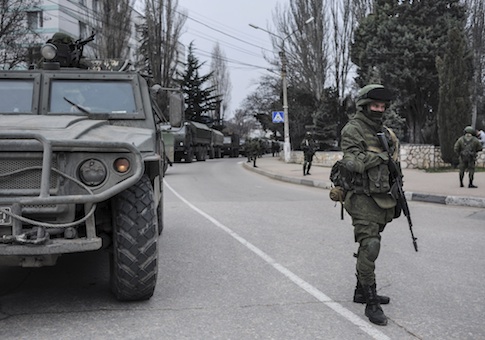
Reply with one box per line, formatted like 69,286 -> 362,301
246,138 -> 261,167
301,133 -> 317,175
340,84 -> 397,326
454,126 -> 483,188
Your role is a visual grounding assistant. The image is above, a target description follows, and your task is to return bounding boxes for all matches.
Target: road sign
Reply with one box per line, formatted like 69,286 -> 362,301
272,111 -> 284,123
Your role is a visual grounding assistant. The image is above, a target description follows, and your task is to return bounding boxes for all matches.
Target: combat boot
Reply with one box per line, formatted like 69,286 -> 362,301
469,183 -> 477,188
306,163 -> 311,175
460,174 -> 464,187
363,284 -> 388,326
353,277 -> 390,304
303,164 -> 307,176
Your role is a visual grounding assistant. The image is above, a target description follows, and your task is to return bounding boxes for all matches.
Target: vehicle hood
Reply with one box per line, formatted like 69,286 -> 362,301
0,115 -> 155,152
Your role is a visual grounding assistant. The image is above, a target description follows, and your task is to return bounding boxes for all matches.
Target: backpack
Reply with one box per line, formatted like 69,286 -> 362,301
460,137 -> 477,162
329,160 -> 353,219
329,160 -> 353,192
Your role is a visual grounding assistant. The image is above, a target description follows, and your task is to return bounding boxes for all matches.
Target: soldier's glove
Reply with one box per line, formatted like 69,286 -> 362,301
345,159 -> 365,173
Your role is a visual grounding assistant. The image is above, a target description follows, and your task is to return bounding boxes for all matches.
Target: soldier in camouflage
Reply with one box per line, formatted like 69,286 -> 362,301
301,132 -> 317,176
246,138 -> 261,168
454,126 -> 482,188
340,84 -> 398,326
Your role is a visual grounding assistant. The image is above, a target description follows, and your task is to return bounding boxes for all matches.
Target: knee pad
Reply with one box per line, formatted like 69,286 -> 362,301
363,237 -> 380,262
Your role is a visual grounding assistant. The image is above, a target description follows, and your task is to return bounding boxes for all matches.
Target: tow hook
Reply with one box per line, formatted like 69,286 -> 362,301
1,227 -> 49,245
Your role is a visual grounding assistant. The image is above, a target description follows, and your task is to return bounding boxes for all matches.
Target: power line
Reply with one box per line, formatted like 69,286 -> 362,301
180,12 -> 274,54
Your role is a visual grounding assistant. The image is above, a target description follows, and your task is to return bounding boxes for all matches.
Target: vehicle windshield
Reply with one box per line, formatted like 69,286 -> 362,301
0,79 -> 34,113
49,80 -> 137,114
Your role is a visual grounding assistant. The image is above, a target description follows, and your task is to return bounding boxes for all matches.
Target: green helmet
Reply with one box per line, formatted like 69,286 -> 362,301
464,126 -> 475,134
49,32 -> 74,45
356,84 -> 393,107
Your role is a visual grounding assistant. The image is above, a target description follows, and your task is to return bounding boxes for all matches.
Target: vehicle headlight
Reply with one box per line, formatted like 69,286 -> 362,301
79,159 -> 107,186
114,158 -> 130,173
41,43 -> 57,60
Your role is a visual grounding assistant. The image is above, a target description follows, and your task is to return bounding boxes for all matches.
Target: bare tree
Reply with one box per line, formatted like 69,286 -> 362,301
330,0 -> 356,102
352,0 -> 374,21
139,0 -> 186,110
140,0 -> 186,85
90,0 -> 133,59
273,0 -> 329,102
0,0 -> 42,69
209,43 -> 232,124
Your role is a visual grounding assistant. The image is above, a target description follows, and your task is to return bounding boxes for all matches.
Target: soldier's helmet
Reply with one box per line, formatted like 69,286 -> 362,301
48,32 -> 75,45
464,126 -> 475,134
356,84 -> 393,107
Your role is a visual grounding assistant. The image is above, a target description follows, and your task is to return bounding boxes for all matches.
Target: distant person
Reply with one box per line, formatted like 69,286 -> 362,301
477,129 -> 485,147
454,126 -> 483,188
300,132 -> 317,175
246,138 -> 261,167
271,141 -> 280,157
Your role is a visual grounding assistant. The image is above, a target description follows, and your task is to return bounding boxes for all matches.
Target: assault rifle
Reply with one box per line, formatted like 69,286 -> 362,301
377,132 -> 418,252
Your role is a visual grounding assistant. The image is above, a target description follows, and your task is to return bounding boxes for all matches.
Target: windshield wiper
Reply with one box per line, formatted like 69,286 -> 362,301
63,97 -> 91,114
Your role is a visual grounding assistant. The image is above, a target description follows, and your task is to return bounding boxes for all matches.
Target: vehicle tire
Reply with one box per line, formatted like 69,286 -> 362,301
110,174 -> 158,301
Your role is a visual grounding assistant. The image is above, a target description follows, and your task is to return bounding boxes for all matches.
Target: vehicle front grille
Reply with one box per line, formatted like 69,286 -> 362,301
0,158 -> 59,191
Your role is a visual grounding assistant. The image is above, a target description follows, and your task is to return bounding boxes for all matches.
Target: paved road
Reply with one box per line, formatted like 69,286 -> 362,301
0,158 -> 484,339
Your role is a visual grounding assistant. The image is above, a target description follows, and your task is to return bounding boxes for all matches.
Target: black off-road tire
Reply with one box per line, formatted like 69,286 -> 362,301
110,174 -> 158,301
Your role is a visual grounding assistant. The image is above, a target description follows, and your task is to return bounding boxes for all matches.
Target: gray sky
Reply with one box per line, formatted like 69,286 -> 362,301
177,0 -> 287,118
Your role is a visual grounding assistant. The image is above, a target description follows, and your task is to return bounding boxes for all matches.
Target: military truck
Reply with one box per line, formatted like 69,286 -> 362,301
170,121 -> 212,162
222,134 -> 240,158
209,129 -> 224,159
0,34 -> 165,301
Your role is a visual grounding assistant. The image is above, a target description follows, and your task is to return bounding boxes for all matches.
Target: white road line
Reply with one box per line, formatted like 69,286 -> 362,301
165,181 -> 390,340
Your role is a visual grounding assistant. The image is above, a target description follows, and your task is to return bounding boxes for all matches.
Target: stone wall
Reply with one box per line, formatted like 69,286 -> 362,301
289,144 -> 485,169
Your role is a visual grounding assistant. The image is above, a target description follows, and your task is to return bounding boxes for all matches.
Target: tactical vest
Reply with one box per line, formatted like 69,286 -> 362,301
347,122 -> 397,195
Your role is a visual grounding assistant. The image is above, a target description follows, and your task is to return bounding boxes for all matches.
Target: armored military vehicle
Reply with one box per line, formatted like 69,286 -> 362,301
0,34 -> 166,301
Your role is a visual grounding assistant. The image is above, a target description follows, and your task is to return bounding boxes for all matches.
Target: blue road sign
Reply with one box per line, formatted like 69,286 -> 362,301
272,111 -> 284,123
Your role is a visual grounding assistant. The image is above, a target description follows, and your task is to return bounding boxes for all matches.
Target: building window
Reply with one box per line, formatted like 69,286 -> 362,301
27,11 -> 43,29
92,0 -> 99,13
79,21 -> 88,38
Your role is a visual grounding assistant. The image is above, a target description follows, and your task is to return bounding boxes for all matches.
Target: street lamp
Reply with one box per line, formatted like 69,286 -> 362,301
250,17 -> 314,163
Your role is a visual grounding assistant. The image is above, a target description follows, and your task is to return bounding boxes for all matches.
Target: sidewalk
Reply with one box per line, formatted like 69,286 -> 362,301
242,156 -> 485,208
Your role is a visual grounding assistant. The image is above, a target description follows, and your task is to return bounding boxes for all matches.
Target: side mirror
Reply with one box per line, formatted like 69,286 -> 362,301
169,92 -> 184,128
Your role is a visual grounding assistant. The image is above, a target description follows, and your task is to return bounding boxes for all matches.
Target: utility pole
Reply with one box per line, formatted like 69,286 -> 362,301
249,17 -> 314,162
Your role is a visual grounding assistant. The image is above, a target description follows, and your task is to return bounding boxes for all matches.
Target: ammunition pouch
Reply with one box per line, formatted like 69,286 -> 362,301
367,164 -> 391,194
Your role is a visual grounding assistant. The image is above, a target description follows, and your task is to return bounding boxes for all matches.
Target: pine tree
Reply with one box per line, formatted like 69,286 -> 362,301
436,27 -> 473,165
179,43 -> 220,123
351,0 -> 468,144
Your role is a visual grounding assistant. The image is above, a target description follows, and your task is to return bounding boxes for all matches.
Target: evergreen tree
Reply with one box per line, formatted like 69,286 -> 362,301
179,43 -> 220,123
436,27 -> 473,165
351,0 -> 467,144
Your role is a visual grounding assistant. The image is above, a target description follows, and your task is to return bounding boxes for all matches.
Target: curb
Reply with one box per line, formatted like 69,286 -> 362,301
242,163 -> 485,208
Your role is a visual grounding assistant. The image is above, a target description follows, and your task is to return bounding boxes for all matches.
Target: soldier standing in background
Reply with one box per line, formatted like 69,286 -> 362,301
340,84 -> 397,326
246,138 -> 261,168
301,132 -> 316,176
454,126 -> 483,188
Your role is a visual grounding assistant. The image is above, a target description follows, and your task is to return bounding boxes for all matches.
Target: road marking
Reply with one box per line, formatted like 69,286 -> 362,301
165,181 -> 390,340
